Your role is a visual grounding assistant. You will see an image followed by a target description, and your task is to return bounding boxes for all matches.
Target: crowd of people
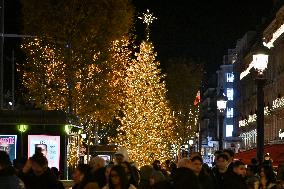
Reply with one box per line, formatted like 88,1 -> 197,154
1,147 -> 284,189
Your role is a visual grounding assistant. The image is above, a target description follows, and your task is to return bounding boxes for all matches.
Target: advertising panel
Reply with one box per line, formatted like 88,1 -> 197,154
0,135 -> 17,161
98,154 -> 111,164
28,135 -> 60,169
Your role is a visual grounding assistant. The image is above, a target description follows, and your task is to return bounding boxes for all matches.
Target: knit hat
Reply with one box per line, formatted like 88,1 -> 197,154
115,147 -> 129,162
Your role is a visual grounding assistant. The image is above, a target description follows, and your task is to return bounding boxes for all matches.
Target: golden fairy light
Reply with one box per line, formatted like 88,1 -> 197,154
21,35 -> 178,167
113,41 -> 176,167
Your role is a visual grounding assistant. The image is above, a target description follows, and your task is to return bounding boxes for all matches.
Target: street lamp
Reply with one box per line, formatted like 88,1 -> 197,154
252,42 -> 269,164
17,124 -> 28,158
217,88 -> 227,150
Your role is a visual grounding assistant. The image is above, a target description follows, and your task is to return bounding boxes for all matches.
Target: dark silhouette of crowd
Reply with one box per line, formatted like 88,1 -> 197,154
1,147 -> 284,189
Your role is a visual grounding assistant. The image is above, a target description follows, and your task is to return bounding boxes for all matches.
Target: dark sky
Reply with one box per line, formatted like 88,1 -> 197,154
6,0 -> 274,74
133,0 -> 274,73
3,0 -> 275,91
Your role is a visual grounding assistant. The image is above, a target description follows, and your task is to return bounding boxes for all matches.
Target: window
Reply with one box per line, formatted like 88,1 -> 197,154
227,88 -> 233,100
227,108 -> 234,118
226,125 -> 233,137
226,73 -> 234,82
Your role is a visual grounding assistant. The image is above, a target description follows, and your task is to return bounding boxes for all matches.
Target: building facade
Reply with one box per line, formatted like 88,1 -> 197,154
236,4 -> 284,152
200,87 -> 218,165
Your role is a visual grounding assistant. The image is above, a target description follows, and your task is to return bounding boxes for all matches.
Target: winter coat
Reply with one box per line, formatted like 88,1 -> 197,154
222,172 -> 247,189
19,168 -> 60,189
73,182 -> 99,189
259,183 -> 277,189
0,166 -> 25,189
198,171 -> 215,189
90,167 -> 107,188
102,184 -> 136,189
211,166 -> 228,189
172,167 -> 201,189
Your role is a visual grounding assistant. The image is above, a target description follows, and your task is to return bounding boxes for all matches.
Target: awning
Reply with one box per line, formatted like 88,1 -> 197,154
235,144 -> 284,167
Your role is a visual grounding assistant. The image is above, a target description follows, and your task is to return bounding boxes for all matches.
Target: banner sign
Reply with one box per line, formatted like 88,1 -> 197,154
28,135 -> 60,169
0,135 -> 17,162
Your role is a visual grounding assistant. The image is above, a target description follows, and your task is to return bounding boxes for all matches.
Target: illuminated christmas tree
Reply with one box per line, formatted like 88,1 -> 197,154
114,40 -> 175,167
20,0 -> 134,124
20,36 -> 134,166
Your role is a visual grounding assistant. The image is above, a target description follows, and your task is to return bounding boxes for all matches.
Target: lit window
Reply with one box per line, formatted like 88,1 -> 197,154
227,88 -> 233,100
226,73 -> 234,82
226,125 -> 233,137
227,108 -> 234,118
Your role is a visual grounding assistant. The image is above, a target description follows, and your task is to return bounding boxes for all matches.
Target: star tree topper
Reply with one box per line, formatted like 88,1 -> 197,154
138,9 -> 157,41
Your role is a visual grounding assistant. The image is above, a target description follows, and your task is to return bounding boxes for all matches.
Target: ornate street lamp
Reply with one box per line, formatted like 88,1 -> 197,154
17,124 -> 28,158
216,88 -> 228,150
252,41 -> 269,164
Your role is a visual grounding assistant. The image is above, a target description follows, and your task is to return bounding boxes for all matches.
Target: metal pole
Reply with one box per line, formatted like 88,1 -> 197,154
21,132 -> 23,158
64,135 -> 69,180
256,77 -> 265,165
12,50 -> 14,109
87,134 -> 90,163
219,114 -> 224,150
0,0 -> 4,110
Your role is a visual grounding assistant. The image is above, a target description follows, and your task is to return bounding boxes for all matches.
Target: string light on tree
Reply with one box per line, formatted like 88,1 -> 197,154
138,9 -> 157,41
113,41 -> 176,167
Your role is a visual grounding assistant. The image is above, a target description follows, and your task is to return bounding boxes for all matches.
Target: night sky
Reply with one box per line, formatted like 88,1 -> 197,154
133,0 -> 274,73
3,0 -> 275,91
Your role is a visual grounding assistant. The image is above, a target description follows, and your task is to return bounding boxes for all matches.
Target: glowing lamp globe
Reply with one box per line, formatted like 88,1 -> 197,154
17,124 -> 28,132
252,41 -> 269,74
253,54 -> 268,74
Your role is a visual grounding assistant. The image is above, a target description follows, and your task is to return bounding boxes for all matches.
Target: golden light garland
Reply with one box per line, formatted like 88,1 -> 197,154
113,41 -> 176,167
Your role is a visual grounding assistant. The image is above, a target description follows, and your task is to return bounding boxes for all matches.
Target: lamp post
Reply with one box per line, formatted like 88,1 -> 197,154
252,43 -> 269,164
217,88 -> 227,150
17,124 -> 28,158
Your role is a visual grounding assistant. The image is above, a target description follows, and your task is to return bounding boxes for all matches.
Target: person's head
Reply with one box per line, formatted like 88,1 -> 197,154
72,164 -> 91,184
109,165 -> 129,189
189,156 -> 203,175
152,160 -> 161,171
149,170 -> 165,186
0,150 -> 12,170
50,167 -> 60,179
30,152 -> 48,176
140,165 -> 154,182
114,147 -> 129,165
216,153 -> 229,171
105,164 -> 114,183
189,152 -> 202,160
232,161 -> 246,177
89,156 -> 106,171
121,161 -> 132,180
259,165 -> 276,183
246,165 -> 255,177
223,149 -> 234,163
121,161 -> 139,187
35,144 -> 47,157
13,158 -> 26,171
177,158 -> 190,169
169,161 -> 177,173
214,150 -> 222,159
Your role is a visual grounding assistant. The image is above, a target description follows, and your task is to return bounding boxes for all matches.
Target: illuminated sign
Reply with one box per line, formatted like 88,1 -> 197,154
0,135 -> 17,162
28,135 -> 60,169
279,129 -> 284,139
97,155 -> 111,163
